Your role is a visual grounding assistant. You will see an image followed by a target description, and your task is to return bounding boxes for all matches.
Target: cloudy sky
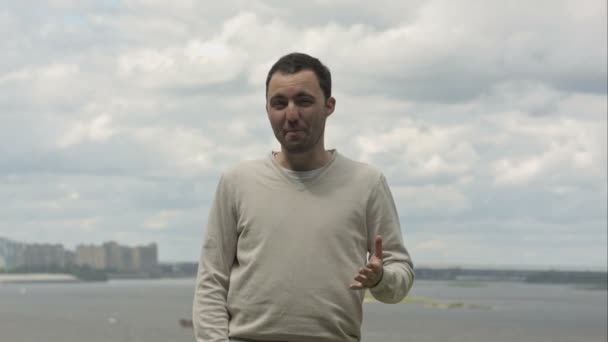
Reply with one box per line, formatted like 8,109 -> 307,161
1,0 -> 606,269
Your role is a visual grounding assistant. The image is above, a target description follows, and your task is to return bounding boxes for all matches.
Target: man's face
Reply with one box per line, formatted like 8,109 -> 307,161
266,70 -> 335,154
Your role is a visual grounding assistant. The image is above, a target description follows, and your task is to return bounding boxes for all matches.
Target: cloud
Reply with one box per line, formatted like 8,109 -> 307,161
356,118 -> 478,181
58,114 -> 116,147
144,210 -> 178,231
0,0 -> 605,267
117,38 -> 249,89
393,184 -> 472,217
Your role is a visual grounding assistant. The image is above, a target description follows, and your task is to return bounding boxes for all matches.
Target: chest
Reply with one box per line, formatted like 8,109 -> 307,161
234,181 -> 369,257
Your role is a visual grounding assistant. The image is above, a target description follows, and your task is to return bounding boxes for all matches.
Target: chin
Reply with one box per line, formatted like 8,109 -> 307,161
283,143 -> 313,154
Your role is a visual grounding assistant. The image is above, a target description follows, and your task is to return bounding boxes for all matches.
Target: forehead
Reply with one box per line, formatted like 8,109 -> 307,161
267,70 -> 322,98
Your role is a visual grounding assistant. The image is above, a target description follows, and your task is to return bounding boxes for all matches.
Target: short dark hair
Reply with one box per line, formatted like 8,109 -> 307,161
265,52 -> 332,100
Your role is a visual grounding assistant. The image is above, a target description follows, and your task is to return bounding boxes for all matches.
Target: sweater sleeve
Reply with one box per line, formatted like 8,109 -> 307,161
193,174 -> 238,342
366,174 -> 415,304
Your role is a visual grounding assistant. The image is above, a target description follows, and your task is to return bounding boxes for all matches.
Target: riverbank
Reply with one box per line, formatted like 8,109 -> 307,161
0,273 -> 79,284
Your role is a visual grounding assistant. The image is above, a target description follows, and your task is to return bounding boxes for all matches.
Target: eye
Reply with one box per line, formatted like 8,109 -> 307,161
296,97 -> 314,107
271,98 -> 287,109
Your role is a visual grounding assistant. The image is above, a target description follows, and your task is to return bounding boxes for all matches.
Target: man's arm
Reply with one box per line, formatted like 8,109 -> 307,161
366,174 -> 415,304
193,175 -> 238,342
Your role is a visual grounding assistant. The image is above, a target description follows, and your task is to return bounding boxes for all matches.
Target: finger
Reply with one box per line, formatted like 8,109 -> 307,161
360,267 -> 373,274
366,260 -> 381,272
360,267 -> 376,278
354,274 -> 368,283
349,282 -> 365,290
374,235 -> 383,259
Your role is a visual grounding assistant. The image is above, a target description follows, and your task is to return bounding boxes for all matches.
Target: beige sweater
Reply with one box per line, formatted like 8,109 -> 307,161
193,151 -> 414,342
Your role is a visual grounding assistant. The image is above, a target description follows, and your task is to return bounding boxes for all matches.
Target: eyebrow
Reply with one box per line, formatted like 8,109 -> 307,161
270,91 -> 314,101
294,91 -> 314,98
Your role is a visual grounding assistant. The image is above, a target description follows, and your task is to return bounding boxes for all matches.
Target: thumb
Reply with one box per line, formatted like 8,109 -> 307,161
373,235 -> 383,260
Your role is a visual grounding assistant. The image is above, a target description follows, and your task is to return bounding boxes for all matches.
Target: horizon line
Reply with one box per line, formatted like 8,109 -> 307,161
158,260 -> 607,272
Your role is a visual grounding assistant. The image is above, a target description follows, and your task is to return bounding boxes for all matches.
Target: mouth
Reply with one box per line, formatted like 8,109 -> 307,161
284,130 -> 304,139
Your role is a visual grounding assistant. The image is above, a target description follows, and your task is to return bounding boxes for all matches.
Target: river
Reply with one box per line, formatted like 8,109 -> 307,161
0,278 -> 605,342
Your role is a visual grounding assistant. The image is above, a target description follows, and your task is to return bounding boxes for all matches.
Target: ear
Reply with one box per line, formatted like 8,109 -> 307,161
265,99 -> 271,116
325,96 -> 336,117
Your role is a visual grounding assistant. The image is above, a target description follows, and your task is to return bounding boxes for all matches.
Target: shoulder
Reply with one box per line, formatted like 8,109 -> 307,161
216,156 -> 273,185
334,151 -> 384,184
210,158 -> 271,202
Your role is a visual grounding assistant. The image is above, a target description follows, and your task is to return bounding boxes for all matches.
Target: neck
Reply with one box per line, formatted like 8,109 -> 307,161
276,145 -> 332,171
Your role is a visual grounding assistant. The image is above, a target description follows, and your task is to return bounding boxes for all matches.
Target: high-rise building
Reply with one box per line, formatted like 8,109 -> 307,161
133,243 -> 158,273
0,238 -> 10,270
2,237 -> 158,274
76,241 -> 158,273
103,241 -> 123,271
0,238 -> 72,270
120,246 -> 134,272
23,243 -> 66,268
76,244 -> 106,269
0,238 -> 23,270
102,241 -> 141,272
64,250 -> 76,267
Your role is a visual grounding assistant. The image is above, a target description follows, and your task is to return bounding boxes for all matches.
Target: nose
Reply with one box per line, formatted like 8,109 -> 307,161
285,101 -> 300,123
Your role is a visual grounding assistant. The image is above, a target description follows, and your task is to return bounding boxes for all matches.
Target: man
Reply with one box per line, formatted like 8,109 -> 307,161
193,52 -> 414,342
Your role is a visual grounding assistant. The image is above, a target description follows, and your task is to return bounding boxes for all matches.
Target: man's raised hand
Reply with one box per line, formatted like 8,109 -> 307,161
349,235 -> 384,290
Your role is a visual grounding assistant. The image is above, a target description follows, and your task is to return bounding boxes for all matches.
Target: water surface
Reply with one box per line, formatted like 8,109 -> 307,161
0,279 -> 605,342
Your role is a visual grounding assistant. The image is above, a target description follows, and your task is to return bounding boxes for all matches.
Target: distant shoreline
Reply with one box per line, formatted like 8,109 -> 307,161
0,273 -> 79,284
2,267 -> 606,288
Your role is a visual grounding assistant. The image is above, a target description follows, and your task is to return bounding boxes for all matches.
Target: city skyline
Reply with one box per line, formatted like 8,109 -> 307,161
0,236 -> 158,273
1,235 -> 604,272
